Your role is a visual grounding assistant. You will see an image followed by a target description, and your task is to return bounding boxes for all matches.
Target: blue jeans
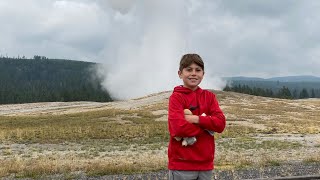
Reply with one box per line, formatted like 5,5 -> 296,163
169,170 -> 212,180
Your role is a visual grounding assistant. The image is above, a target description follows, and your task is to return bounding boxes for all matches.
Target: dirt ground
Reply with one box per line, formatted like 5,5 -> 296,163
1,90 -> 320,179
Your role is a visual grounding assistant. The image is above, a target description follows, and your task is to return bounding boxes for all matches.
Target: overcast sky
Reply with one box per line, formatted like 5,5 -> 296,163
1,0 -> 320,99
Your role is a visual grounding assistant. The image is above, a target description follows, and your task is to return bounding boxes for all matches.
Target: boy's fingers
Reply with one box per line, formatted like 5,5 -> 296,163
183,109 -> 192,115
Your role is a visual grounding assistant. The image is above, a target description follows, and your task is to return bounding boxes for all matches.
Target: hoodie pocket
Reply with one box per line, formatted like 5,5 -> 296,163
172,134 -> 214,162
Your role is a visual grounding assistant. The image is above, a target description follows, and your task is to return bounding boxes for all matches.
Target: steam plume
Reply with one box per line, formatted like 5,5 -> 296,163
95,0 -> 226,100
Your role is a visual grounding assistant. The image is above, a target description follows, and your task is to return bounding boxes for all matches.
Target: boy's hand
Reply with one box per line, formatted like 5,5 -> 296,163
183,109 -> 192,115
185,115 -> 199,124
184,109 -> 199,124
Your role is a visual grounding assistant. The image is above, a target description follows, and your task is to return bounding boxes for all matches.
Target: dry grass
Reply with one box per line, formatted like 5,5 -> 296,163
0,107 -> 169,178
0,90 -> 320,178
0,153 -> 167,178
220,92 -> 320,134
0,109 -> 167,144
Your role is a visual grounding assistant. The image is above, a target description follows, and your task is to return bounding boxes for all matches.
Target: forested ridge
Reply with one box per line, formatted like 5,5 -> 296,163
0,56 -> 112,104
2,56 -> 319,105
224,80 -> 320,99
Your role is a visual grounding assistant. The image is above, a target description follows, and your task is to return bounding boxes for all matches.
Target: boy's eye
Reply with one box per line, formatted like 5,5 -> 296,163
185,68 -> 202,72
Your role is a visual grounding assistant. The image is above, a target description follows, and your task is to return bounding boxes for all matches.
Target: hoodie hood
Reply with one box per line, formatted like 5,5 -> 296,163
173,85 -> 203,94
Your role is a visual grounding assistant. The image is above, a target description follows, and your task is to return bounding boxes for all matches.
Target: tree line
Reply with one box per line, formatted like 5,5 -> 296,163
223,84 -> 320,99
0,56 -> 112,104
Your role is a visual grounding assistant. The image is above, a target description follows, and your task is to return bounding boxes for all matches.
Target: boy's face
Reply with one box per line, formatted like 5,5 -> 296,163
178,63 -> 204,91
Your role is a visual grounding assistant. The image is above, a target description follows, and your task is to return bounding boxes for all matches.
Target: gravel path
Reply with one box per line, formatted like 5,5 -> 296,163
2,163 -> 319,180
89,163 -> 320,180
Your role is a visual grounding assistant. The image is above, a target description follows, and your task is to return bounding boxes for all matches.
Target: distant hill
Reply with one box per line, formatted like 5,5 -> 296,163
267,75 -> 320,82
223,76 -> 265,81
224,75 -> 320,82
0,56 -> 112,104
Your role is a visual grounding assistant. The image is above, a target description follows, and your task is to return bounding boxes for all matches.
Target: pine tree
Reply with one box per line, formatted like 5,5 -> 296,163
299,88 -> 309,99
311,89 -> 316,98
277,86 -> 292,99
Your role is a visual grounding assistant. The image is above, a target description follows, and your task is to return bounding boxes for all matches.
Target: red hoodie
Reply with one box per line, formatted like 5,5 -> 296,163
168,85 -> 226,170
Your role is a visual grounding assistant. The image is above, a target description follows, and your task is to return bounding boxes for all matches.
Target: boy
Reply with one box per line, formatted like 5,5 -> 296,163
168,53 -> 226,180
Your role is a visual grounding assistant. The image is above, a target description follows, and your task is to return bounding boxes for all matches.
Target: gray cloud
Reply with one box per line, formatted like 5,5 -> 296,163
99,0 -> 137,14
217,0 -> 302,17
1,0 -> 320,99
0,0 -> 108,59
184,0 -> 320,77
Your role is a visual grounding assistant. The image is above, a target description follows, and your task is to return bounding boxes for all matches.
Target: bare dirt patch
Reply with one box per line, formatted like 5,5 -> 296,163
0,91 -> 171,116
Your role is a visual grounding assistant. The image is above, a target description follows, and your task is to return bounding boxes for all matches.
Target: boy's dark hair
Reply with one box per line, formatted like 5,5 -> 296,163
179,54 -> 204,72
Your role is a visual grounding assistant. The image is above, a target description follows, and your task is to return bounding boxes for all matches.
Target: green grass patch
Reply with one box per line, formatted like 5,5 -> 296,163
219,137 -> 301,151
217,125 -> 257,139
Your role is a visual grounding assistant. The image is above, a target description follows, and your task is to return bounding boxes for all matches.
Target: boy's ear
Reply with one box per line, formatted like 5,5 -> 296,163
178,70 -> 182,79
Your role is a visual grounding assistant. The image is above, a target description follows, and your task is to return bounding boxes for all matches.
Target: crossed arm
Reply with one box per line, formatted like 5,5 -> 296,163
168,93 -> 226,138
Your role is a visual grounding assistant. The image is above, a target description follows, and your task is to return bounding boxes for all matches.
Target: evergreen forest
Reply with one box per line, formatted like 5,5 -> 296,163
224,80 -> 320,99
0,56 -> 112,104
